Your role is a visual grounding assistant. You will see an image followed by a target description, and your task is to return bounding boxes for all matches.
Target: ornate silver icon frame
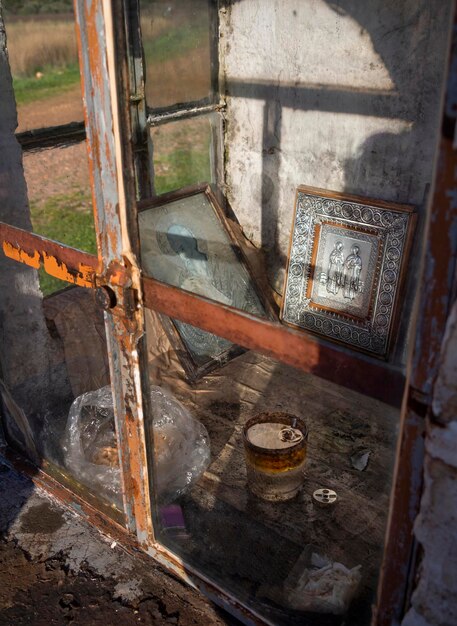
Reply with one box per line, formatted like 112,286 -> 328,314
281,186 -> 416,358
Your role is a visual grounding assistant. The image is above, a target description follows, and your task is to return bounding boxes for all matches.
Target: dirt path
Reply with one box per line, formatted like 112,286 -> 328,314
23,141 -> 92,208
17,84 -> 84,133
17,81 -> 92,208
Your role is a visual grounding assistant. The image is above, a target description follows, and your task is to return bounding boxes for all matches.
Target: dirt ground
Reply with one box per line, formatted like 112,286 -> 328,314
0,461 -> 238,626
23,141 -> 91,208
0,538 -> 237,626
17,85 -> 84,134
0,539 -> 152,626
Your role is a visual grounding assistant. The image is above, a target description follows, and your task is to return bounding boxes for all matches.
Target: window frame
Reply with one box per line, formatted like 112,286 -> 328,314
0,1 -> 456,625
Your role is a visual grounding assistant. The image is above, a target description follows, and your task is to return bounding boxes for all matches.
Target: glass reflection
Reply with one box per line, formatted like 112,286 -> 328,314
139,188 -> 269,376
141,0 -> 213,109
144,315 -> 399,625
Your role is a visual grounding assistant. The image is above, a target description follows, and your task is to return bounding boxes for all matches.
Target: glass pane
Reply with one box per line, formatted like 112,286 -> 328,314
141,0 -> 213,109
0,285 -> 122,522
22,142 -> 96,295
150,115 -> 216,195
139,187 -> 269,374
4,6 -> 84,132
144,318 -> 400,625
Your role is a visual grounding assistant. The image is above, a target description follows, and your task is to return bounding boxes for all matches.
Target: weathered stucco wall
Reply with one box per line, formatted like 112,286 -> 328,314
220,0 -> 453,304
221,2 -> 457,620
402,300 -> 457,626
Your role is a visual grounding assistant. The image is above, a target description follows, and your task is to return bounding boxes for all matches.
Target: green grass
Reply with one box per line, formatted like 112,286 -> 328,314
143,22 -> 207,64
13,63 -> 80,106
154,146 -> 210,195
30,191 -> 97,295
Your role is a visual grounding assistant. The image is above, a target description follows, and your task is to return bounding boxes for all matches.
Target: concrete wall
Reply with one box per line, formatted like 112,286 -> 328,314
0,6 -> 69,450
220,0 -> 453,316
402,300 -> 457,626
221,2 -> 457,620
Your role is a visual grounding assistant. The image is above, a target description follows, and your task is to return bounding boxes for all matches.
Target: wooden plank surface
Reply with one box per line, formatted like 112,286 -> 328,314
146,340 -> 399,625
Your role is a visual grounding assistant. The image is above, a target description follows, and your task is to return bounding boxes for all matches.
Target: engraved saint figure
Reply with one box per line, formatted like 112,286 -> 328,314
165,223 -> 263,361
343,245 -> 363,300
326,240 -> 345,295
166,224 -> 231,305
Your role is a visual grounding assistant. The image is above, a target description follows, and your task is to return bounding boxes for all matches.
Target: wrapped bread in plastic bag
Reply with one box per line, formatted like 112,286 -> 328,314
63,385 -> 210,508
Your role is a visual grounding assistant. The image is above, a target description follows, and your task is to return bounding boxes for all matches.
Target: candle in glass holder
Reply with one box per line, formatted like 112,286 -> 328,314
243,412 -> 308,501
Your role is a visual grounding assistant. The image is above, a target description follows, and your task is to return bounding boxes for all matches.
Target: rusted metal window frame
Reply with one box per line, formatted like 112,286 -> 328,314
143,0 -> 221,123
137,1 -> 224,201
147,102 -> 224,127
1,1 -> 456,625
16,121 -> 86,151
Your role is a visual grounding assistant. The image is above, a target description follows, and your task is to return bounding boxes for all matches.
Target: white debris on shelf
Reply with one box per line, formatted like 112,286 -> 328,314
351,449 -> 371,471
284,549 -> 362,615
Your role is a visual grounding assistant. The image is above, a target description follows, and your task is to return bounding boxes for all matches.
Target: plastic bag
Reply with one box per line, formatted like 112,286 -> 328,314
149,386 -> 211,501
284,546 -> 362,614
62,386 -> 121,508
258,545 -> 361,615
62,385 -> 210,507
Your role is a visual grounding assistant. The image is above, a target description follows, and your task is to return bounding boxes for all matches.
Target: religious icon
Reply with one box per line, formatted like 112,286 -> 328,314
138,185 -> 270,379
326,241 -> 345,295
281,186 -> 416,357
343,244 -> 363,300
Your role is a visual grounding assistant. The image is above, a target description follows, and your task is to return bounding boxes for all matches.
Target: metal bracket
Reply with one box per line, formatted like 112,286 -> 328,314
96,261 -> 138,319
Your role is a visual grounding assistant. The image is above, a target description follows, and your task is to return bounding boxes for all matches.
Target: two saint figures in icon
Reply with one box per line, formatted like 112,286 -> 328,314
325,241 -> 363,301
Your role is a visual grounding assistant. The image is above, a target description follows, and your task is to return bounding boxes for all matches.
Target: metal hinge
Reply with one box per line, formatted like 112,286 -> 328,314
95,261 -> 138,319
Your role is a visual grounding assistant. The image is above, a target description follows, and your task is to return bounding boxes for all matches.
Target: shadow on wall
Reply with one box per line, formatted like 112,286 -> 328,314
222,0 -> 450,365
223,0 -> 448,295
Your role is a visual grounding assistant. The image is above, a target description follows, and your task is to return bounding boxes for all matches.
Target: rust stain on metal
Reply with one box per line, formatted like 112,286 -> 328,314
42,251 -> 94,287
101,260 -> 131,288
411,22 -> 457,395
412,133 -> 457,395
0,223 -> 98,288
116,317 -> 152,541
73,0 -> 154,541
142,276 -> 405,406
84,0 -> 104,99
374,402 -> 425,626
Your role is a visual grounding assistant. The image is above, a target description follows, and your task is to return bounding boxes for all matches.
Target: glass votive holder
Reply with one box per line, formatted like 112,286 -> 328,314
243,412 -> 308,502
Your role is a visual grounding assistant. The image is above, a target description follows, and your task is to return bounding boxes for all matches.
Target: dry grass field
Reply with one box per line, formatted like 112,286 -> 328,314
5,14 -> 78,77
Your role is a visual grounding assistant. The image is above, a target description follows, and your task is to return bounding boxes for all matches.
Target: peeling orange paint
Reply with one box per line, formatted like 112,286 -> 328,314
3,241 -> 40,268
2,238 -> 96,288
42,252 -> 94,287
